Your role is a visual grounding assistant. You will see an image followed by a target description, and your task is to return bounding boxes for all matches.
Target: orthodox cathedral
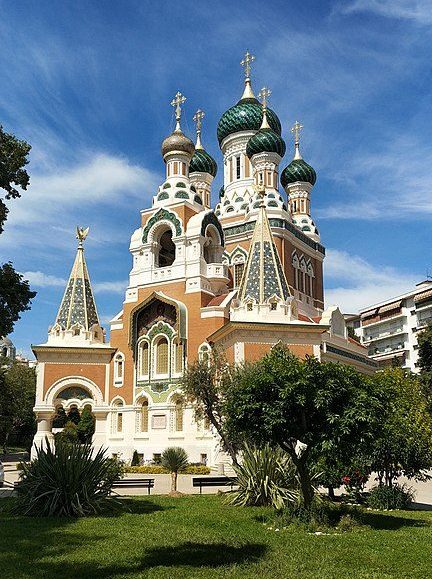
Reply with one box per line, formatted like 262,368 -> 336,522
32,53 -> 376,465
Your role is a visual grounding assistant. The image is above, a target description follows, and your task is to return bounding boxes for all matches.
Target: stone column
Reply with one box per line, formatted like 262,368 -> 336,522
31,408 -> 55,459
92,408 -> 109,451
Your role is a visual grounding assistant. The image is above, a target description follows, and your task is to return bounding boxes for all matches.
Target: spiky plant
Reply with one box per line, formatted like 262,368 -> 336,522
229,443 -> 299,510
161,447 -> 189,494
13,439 -> 123,517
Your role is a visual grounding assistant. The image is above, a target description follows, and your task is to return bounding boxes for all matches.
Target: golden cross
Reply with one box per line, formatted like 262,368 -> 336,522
76,226 -> 89,248
170,91 -> 186,123
240,50 -> 255,79
258,87 -> 271,109
291,120 -> 303,145
193,109 -> 205,134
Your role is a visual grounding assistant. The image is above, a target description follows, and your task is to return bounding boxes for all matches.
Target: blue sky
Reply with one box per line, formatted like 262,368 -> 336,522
1,0 -> 431,356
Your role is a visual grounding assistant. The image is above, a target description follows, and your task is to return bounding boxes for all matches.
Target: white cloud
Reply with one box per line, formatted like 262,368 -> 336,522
22,271 -> 66,287
93,281 -> 127,294
324,249 -> 418,312
338,0 -> 432,24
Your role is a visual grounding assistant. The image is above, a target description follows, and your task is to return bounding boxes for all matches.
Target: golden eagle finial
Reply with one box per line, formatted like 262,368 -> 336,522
76,226 -> 89,247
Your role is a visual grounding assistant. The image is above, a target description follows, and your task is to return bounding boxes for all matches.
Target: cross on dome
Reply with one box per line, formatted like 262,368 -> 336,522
76,226 -> 89,248
240,50 -> 255,80
171,91 -> 187,131
258,87 -> 271,110
291,120 -> 304,160
193,109 -> 205,150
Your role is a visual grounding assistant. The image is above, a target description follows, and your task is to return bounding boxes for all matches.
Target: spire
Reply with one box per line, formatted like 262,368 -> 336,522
240,50 -> 256,100
238,183 -> 291,304
193,109 -> 205,150
171,91 -> 187,132
291,120 -> 304,160
55,227 -> 100,331
258,87 -> 271,129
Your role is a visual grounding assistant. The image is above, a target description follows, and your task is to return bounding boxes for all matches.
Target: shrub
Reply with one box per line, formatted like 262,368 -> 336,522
278,500 -> 366,532
131,450 -> 140,466
13,439 -> 123,517
367,484 -> 415,510
229,443 -> 299,509
54,421 -> 78,446
76,407 -> 95,444
161,447 -> 189,493
124,464 -> 211,475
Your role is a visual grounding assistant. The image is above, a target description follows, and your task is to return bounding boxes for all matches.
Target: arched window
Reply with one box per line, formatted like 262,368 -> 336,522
174,341 -> 184,374
155,336 -> 169,375
136,398 -> 149,433
198,343 -> 211,364
157,228 -> 176,267
139,341 -> 149,378
233,262 -> 245,287
171,395 -> 184,432
111,400 -> 124,434
114,353 -> 125,386
203,225 -> 222,264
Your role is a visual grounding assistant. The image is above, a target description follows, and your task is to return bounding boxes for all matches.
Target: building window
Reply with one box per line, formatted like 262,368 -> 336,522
157,229 -> 176,267
198,343 -> 211,365
234,262 -> 245,287
111,400 -> 124,435
114,353 -> 125,386
171,395 -> 184,432
139,341 -> 149,378
270,301 -> 277,311
155,336 -> 169,375
138,399 -> 148,433
174,341 -> 184,374
200,453 -> 208,465
236,156 -> 241,179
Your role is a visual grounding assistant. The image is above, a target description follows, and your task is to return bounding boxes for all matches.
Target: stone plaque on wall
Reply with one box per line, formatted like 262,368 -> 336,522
152,414 -> 167,429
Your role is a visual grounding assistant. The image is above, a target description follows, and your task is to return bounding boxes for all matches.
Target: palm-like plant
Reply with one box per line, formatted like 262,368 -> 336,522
161,447 -> 189,495
229,443 -> 299,510
13,439 -> 123,516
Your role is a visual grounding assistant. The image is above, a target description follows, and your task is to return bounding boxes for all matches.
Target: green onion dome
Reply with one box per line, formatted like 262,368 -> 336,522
280,158 -> 316,188
217,97 -> 282,146
246,128 -> 286,159
189,148 -> 218,177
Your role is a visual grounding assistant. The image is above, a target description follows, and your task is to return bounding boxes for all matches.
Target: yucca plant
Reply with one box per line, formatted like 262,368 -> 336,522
161,446 -> 189,495
13,439 -> 123,517
229,443 -> 299,510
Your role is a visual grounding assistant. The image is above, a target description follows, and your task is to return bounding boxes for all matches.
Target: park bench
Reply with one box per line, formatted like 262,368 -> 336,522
112,478 -> 155,495
192,476 -> 238,494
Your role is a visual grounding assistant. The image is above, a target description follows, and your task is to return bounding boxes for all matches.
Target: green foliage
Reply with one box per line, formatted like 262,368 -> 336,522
369,368 -> 432,486
161,447 -> 189,493
13,439 -> 123,516
229,444 -> 299,509
224,346 -> 379,509
124,464 -> 211,474
0,263 -> 36,338
182,351 -> 240,465
76,407 -> 95,444
161,447 -> 189,473
0,125 -> 31,233
131,450 -> 140,466
52,407 -> 68,428
54,421 -> 79,446
417,323 -> 432,398
67,406 -> 81,425
0,361 -> 36,452
367,484 -> 415,510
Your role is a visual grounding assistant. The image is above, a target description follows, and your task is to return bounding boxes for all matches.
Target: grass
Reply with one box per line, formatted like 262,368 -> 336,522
1,495 -> 432,578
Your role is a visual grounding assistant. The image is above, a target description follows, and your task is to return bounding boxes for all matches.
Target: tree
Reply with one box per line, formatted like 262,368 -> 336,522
0,126 -> 35,336
0,263 -> 36,337
161,447 -> 188,495
0,361 -> 36,452
223,345 -> 379,510
182,352 -> 240,466
0,125 -> 31,233
55,421 -> 79,446
76,407 -> 95,444
369,368 -> 432,487
67,406 -> 81,425
417,323 -> 432,399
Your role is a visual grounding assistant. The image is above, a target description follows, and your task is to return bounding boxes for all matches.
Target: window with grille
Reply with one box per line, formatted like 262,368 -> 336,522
174,397 -> 184,432
140,400 -> 148,432
234,262 -> 245,287
140,342 -> 149,377
236,156 -> 241,179
156,337 -> 169,374
175,342 -> 183,374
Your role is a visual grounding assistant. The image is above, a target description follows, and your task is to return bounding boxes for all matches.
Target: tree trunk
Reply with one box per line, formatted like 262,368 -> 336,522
296,459 -> 314,510
328,486 -> 335,501
171,471 -> 177,493
3,430 -> 9,454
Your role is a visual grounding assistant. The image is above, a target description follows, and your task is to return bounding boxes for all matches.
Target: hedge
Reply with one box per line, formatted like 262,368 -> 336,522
124,465 -> 211,475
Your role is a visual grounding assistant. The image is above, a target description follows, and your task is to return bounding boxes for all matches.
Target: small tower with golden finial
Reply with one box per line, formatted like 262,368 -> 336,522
189,108 -> 217,209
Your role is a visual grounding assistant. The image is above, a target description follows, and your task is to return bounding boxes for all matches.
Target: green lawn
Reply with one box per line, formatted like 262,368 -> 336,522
1,495 -> 432,578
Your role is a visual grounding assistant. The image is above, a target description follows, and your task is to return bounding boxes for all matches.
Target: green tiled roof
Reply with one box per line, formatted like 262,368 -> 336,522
217,97 -> 281,146
281,159 -> 316,187
246,128 -> 286,159
189,149 -> 218,177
